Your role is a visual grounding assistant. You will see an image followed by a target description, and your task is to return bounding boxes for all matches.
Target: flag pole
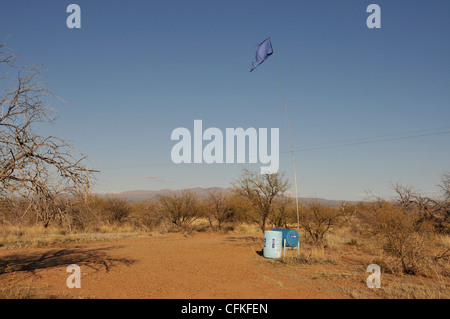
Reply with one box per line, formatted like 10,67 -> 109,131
268,37 -> 301,240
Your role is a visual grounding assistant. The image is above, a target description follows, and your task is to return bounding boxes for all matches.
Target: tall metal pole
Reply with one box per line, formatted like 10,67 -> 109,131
269,37 -> 301,238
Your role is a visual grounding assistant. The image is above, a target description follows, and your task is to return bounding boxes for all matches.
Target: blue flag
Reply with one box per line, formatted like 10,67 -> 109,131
250,38 -> 273,72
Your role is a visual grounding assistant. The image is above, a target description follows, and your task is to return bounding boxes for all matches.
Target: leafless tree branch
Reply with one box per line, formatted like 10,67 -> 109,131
0,41 -> 94,226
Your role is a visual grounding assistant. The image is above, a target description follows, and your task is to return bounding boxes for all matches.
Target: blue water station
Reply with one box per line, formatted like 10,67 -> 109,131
263,228 -> 300,258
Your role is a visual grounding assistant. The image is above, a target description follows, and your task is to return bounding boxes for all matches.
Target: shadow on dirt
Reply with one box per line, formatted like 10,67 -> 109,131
0,246 -> 134,274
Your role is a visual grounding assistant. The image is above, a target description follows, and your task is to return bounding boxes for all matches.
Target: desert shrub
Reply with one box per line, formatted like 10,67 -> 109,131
128,201 -> 164,231
0,198 -> 25,225
87,196 -> 131,225
205,191 -> 240,230
100,196 -> 131,224
159,190 -> 203,230
338,202 -> 357,222
0,196 -> 59,227
365,200 -> 435,275
60,197 -> 99,231
0,198 -> 6,224
298,201 -> 344,246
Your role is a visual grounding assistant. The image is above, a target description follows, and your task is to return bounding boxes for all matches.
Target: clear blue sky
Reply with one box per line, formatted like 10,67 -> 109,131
1,0 -> 449,201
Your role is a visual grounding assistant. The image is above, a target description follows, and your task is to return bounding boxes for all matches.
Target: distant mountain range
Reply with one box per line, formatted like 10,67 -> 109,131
96,187 -> 354,206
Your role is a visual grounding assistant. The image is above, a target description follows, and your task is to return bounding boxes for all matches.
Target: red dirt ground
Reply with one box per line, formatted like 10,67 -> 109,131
0,232 -> 355,299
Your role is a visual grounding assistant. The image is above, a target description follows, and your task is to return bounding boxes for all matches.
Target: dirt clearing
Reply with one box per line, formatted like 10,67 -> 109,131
0,232 -> 357,299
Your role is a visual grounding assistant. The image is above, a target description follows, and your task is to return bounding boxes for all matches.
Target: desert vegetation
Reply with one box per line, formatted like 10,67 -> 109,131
1,171 -> 449,298
1,170 -> 449,277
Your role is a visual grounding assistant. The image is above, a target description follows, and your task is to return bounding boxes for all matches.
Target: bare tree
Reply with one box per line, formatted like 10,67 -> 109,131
439,173 -> 450,202
205,190 -> 234,230
269,193 -> 294,229
391,182 -> 449,233
232,169 -> 289,233
0,42 -> 91,226
434,174 -> 450,234
392,183 -> 432,211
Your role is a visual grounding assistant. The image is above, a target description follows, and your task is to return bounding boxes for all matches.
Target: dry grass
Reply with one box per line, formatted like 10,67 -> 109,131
0,224 -> 152,249
380,279 -> 449,299
229,222 -> 261,234
436,234 -> 450,250
343,273 -> 450,299
0,218 -> 256,250
280,246 -> 339,266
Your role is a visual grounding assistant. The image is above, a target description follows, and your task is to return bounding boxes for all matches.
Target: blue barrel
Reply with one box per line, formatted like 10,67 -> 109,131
263,230 -> 283,258
272,228 -> 299,248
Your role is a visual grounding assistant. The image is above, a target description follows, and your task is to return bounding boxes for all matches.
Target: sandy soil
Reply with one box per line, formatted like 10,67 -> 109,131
0,232 -> 357,299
